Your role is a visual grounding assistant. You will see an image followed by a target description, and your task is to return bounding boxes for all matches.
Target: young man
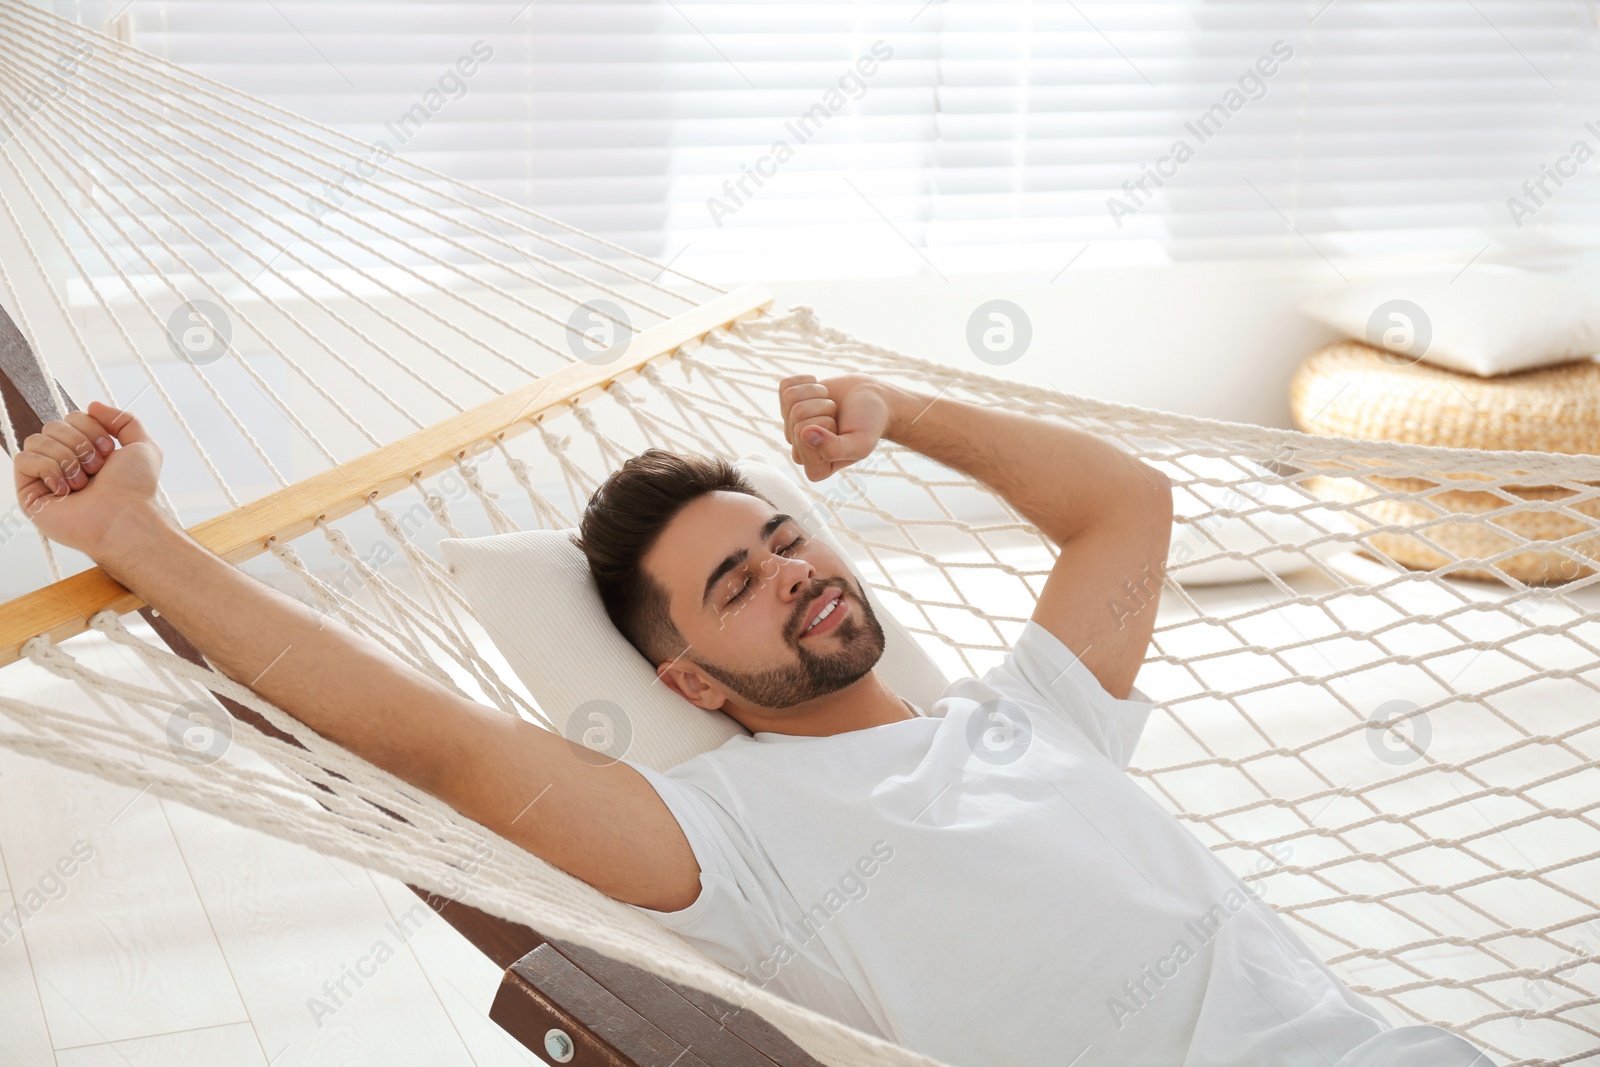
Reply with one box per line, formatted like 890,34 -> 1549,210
14,374 -> 1491,1067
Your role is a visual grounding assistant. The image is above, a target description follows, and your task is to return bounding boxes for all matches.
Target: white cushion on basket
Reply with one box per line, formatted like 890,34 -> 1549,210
437,459 -> 953,772
1149,452 -> 1357,586
1298,265 -> 1600,377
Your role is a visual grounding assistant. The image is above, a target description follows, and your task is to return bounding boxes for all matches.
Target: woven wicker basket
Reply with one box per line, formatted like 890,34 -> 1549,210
1288,340 -> 1600,584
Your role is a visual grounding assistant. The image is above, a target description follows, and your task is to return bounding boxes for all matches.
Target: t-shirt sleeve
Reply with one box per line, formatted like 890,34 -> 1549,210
621,759 -> 791,974
968,619 -> 1156,769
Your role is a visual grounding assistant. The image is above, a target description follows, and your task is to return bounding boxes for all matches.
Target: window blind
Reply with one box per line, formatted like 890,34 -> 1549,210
42,0 -> 1600,281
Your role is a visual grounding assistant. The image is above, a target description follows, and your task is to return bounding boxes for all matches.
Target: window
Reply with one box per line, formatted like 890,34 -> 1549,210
52,1 -> 1600,280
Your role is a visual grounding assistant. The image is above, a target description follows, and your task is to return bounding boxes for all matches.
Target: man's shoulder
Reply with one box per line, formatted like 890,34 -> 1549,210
642,732 -> 762,788
934,624 -> 1048,701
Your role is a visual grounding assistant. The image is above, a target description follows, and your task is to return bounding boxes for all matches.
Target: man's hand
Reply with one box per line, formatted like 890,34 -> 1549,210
778,373 -> 893,482
12,400 -> 164,560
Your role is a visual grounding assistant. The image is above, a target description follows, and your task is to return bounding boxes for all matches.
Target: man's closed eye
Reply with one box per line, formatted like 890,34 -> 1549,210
729,537 -> 806,604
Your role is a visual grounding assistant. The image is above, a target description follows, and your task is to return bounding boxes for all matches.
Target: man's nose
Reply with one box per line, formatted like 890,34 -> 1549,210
774,555 -> 816,601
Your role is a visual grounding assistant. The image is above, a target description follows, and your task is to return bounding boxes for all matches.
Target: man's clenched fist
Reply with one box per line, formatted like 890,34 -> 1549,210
778,373 -> 892,483
12,400 -> 164,560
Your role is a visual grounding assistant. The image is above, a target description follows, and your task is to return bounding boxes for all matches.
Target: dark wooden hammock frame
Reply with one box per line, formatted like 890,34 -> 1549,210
0,303 -> 825,1067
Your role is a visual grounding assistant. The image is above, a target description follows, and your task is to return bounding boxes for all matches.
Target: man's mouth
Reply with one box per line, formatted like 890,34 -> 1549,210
799,588 -> 847,639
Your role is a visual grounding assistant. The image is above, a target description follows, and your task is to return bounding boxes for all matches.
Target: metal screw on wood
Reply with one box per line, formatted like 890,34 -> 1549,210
543,1028 -> 576,1063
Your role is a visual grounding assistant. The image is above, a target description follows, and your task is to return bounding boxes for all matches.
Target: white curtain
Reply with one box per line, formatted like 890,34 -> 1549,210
57,0 -> 1600,280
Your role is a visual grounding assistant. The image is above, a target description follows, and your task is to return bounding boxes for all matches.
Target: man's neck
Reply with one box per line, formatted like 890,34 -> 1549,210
732,670 -> 916,737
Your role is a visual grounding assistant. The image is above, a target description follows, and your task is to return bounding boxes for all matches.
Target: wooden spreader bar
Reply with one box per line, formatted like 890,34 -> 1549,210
0,284 -> 773,665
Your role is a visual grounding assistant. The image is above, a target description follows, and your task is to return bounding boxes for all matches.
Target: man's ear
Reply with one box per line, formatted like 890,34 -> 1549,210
657,659 -> 726,711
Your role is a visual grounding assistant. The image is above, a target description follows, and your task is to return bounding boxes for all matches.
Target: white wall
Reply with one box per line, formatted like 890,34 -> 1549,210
763,249 -> 1600,429
764,263 -> 1342,430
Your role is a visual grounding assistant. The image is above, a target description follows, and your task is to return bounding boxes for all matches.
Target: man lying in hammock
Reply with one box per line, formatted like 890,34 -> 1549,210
14,378 -> 1492,1067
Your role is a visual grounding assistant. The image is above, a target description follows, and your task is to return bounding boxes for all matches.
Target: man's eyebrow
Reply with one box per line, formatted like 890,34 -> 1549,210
702,513 -> 793,608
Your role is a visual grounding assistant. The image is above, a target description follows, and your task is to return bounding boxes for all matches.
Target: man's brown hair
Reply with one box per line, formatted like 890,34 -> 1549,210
571,449 -> 770,664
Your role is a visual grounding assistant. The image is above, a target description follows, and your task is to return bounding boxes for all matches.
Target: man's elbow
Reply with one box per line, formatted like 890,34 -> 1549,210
1136,464 -> 1175,572
1135,463 -> 1174,523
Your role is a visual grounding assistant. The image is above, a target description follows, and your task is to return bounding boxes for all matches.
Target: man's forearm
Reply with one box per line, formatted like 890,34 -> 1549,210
94,507 -> 499,792
870,380 -> 1170,542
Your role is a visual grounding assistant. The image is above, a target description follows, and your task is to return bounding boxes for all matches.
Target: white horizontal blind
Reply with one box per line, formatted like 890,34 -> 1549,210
41,0 -> 1600,280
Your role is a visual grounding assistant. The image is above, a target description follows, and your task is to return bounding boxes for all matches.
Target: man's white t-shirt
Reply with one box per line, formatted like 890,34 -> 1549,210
624,620 -> 1494,1067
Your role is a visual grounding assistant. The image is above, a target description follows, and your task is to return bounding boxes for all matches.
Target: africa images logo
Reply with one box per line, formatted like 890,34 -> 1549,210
706,41 -> 894,227
1106,40 -> 1294,228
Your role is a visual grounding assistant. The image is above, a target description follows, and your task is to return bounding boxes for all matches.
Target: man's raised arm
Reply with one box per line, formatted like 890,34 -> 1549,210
11,401 -> 702,913
780,374 -> 1173,699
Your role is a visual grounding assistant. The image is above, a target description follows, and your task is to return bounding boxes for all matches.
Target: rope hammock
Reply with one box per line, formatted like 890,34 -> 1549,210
1,7 -> 1597,1065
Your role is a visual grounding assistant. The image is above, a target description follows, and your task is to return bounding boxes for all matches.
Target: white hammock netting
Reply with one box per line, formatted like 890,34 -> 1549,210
0,6 -> 1597,1066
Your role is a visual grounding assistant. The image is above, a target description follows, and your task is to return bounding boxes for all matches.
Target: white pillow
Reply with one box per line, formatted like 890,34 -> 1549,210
1298,265 -> 1600,377
1150,453 -> 1356,586
437,459 -> 953,772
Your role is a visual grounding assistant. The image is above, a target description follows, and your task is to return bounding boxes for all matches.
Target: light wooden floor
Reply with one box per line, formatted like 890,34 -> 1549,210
0,644 -> 549,1067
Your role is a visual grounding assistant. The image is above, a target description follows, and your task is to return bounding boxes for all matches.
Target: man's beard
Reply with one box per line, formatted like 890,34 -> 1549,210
691,577 -> 887,710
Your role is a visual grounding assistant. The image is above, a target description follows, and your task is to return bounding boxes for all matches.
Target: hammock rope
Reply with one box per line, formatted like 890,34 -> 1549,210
1,6 -> 1598,1066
